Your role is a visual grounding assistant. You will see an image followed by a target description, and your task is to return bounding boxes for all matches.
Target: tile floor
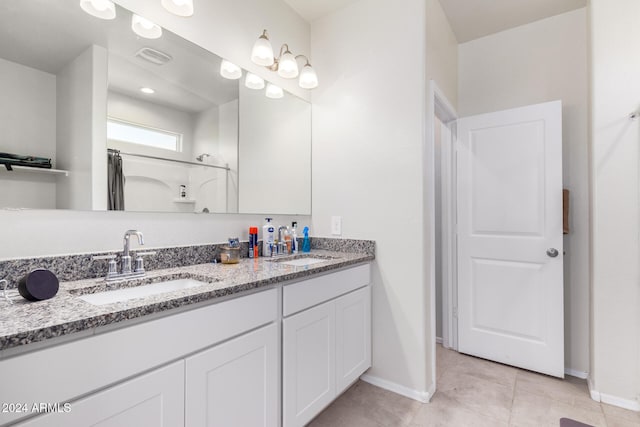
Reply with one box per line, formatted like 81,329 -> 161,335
308,345 -> 640,427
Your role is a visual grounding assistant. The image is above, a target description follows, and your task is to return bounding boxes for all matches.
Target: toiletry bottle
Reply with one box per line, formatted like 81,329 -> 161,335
302,226 -> 311,253
262,218 -> 275,257
249,227 -> 258,258
284,227 -> 292,254
291,222 -> 298,254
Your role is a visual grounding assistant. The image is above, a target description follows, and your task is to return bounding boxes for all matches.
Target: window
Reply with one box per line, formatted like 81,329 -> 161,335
107,119 -> 182,152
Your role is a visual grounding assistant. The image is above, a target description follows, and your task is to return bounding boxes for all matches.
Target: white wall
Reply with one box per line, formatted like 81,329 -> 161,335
56,45 -> 108,211
238,84 -> 312,215
311,0 -> 431,399
458,8 -> 590,376
425,0 -> 459,385
0,58 -> 57,209
590,0 -> 640,409
218,100 -> 239,213
193,105 -> 220,163
426,0 -> 458,110
0,0 -> 310,259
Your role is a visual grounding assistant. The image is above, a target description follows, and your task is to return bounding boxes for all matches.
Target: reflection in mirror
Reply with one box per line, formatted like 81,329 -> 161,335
0,0 -> 311,215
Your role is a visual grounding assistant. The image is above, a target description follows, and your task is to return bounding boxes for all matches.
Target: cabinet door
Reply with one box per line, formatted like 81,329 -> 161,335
16,361 -> 184,427
335,286 -> 371,393
283,301 -> 336,427
185,323 -> 278,427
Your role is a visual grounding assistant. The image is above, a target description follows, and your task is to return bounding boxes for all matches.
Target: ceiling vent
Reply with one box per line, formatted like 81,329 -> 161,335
135,47 -> 172,65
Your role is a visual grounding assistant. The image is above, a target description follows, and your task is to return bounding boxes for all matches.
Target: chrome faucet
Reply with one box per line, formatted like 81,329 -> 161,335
92,230 -> 155,281
121,230 -> 144,275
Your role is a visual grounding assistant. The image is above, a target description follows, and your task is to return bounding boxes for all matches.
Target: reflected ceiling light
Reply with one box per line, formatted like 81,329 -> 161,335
79,0 -> 116,20
245,73 -> 265,90
132,14 -> 163,39
140,87 -> 155,94
265,83 -> 283,99
220,60 -> 242,80
161,0 -> 194,17
251,30 -> 274,66
250,29 -> 318,89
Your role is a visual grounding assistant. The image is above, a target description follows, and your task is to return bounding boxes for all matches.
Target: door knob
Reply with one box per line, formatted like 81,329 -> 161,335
546,248 -> 559,258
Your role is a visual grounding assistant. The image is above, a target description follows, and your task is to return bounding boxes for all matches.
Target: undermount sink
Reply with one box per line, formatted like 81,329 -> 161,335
267,254 -> 338,267
75,277 -> 211,306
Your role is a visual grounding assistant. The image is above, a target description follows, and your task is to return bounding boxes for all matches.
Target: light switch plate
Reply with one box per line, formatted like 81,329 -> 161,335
331,216 -> 342,236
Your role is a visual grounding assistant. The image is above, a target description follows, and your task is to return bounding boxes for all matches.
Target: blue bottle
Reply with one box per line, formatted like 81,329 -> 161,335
302,226 -> 311,253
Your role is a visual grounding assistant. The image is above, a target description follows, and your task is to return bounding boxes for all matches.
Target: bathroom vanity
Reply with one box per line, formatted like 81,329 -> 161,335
0,250 -> 373,427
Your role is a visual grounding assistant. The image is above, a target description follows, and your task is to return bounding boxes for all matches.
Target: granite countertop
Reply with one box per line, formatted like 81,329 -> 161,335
0,250 -> 373,352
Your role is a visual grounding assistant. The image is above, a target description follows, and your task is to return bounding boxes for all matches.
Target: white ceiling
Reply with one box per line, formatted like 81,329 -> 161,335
436,0 -> 587,43
282,0 -> 361,22
283,0 -> 587,43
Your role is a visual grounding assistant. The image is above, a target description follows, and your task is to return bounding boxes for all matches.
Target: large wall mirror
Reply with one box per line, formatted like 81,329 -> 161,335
0,0 -> 311,215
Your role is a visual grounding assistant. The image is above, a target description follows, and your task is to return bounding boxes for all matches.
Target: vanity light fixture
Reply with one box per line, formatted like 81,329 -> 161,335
131,14 -> 163,39
140,87 -> 155,94
245,73 -> 265,90
161,0 -> 194,17
251,30 -> 275,66
220,60 -> 242,80
250,29 -> 319,89
265,83 -> 284,99
79,0 -> 116,20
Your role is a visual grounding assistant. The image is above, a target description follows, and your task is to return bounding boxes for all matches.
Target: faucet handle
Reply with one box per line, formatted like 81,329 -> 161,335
134,251 -> 156,274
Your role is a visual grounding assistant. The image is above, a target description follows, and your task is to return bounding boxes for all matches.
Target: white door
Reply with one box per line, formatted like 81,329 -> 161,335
283,300 -> 336,427
185,323 -> 278,427
16,361 -> 185,427
335,286 -> 371,394
457,100 -> 564,378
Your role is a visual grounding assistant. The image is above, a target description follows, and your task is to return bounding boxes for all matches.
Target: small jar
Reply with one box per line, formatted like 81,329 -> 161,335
220,246 -> 240,264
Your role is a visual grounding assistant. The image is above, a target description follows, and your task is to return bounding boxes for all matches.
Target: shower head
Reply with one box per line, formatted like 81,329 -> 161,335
196,153 -> 211,162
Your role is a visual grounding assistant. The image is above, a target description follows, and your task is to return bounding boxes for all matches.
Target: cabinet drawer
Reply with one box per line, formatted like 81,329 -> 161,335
283,263 -> 370,317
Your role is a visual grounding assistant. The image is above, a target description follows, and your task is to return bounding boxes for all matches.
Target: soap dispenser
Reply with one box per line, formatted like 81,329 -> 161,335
302,226 -> 311,253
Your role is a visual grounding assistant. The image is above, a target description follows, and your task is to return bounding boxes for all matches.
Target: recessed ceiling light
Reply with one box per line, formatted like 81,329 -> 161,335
140,87 -> 155,94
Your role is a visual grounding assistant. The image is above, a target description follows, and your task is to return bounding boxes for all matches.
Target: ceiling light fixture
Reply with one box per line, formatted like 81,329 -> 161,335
220,60 -> 242,80
140,87 -> 155,94
79,0 -> 116,20
131,14 -> 163,39
250,29 -> 318,89
265,83 -> 283,99
161,0 -> 194,17
245,73 -> 265,90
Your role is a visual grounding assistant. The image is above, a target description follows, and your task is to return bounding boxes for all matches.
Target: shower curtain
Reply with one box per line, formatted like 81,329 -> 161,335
108,150 -> 125,210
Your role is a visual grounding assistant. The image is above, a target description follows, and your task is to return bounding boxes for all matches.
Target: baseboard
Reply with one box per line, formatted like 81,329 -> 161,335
587,376 -> 600,402
564,368 -> 588,379
360,374 -> 433,403
587,376 -> 640,411
436,337 -> 443,344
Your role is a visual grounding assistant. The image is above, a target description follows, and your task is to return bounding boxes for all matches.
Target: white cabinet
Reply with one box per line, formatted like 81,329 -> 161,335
283,301 -> 336,427
16,361 -> 184,427
186,323 -> 279,427
335,286 -> 371,394
283,267 -> 371,427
